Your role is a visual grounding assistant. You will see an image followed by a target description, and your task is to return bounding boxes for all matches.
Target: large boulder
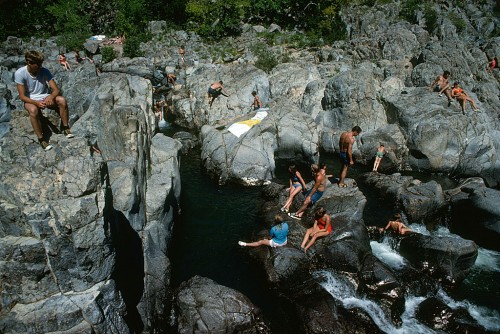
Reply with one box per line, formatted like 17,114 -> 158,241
446,177 -> 500,251
175,276 -> 269,334
415,297 -> 491,334
399,233 -> 478,284
200,110 -> 319,185
0,71 -> 181,332
359,172 -> 446,223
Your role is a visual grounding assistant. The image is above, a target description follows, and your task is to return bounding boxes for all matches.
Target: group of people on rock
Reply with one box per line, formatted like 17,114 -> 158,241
429,70 -> 481,114
58,49 -> 95,72
238,125 -> 414,253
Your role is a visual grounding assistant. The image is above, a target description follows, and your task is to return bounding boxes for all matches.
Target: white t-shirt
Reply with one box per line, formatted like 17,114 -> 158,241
14,66 -> 53,101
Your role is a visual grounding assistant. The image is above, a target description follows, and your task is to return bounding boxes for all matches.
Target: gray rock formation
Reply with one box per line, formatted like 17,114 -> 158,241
360,172 -> 446,223
0,67 -> 181,332
446,177 -> 500,251
175,276 -> 269,334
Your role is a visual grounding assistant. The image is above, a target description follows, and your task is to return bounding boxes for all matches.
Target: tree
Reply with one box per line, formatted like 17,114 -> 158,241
186,0 -> 250,39
47,0 -> 92,50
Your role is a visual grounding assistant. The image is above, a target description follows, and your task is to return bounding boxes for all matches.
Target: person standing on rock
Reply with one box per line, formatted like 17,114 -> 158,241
15,50 -> 74,151
429,70 -> 453,106
238,215 -> 289,248
338,126 -> 362,188
300,206 -> 332,253
179,45 -> 185,66
250,91 -> 262,111
207,81 -> 229,107
288,163 -> 326,219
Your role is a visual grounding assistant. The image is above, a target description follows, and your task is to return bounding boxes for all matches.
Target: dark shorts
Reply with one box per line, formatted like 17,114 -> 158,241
208,87 -> 217,96
340,151 -> 349,166
306,189 -> 324,205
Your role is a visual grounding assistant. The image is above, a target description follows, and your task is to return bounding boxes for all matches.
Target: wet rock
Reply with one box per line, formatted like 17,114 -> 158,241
415,297 -> 492,334
446,177 -> 500,251
360,173 -> 446,223
399,233 -> 478,284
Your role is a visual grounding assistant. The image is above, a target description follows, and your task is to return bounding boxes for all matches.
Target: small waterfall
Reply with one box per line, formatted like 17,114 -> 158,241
369,227 -> 500,333
314,270 -> 435,334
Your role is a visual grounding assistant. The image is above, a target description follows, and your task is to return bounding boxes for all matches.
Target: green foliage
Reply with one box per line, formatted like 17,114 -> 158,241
250,0 -> 347,43
251,43 -> 278,73
399,0 -> 420,24
47,0 -> 92,51
0,0 -> 55,40
186,0 -> 250,39
101,46 -> 116,63
448,12 -> 466,33
423,3 -> 438,33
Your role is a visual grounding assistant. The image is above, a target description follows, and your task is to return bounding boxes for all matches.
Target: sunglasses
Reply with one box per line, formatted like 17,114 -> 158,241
27,61 -> 42,65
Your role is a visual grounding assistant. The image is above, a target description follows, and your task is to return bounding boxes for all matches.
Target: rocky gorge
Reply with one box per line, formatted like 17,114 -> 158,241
0,1 -> 499,333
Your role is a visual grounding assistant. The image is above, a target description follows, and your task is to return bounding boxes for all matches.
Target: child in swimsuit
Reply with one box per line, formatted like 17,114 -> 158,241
373,144 -> 385,172
300,207 -> 332,253
238,215 -> 289,248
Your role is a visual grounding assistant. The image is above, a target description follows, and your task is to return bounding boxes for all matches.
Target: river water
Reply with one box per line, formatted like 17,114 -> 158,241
168,134 -> 500,333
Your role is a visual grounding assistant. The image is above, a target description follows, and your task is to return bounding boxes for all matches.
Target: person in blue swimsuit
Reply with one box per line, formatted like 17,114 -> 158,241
281,165 -> 307,213
238,215 -> 289,248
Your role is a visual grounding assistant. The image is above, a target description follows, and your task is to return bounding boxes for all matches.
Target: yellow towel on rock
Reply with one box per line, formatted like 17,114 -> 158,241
227,110 -> 269,138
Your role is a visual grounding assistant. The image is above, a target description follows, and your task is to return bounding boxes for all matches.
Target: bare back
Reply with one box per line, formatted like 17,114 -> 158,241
339,131 -> 354,152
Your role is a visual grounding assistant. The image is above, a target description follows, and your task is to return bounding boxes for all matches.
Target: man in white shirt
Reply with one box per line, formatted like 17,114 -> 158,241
15,50 -> 74,151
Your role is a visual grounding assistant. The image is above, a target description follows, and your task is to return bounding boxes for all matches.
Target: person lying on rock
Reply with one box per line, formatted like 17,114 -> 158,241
451,82 -> 480,114
381,213 -> 412,235
281,164 -> 307,214
288,163 -> 327,219
429,70 -> 453,106
238,215 -> 289,248
207,81 -> 229,107
15,50 -> 75,151
300,206 -> 332,253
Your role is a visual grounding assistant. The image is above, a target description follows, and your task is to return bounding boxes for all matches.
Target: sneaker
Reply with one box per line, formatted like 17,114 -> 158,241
288,212 -> 301,220
39,140 -> 53,151
238,241 -> 247,246
62,127 -> 74,138
438,93 -> 443,97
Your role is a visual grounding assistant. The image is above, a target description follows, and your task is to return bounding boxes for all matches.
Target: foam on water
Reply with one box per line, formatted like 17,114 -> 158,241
315,270 -> 434,334
437,289 -> 500,331
370,240 -> 407,270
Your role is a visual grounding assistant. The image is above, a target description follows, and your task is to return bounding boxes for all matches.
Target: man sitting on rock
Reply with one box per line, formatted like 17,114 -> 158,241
429,70 -> 453,106
288,163 -> 326,220
15,50 -> 74,151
